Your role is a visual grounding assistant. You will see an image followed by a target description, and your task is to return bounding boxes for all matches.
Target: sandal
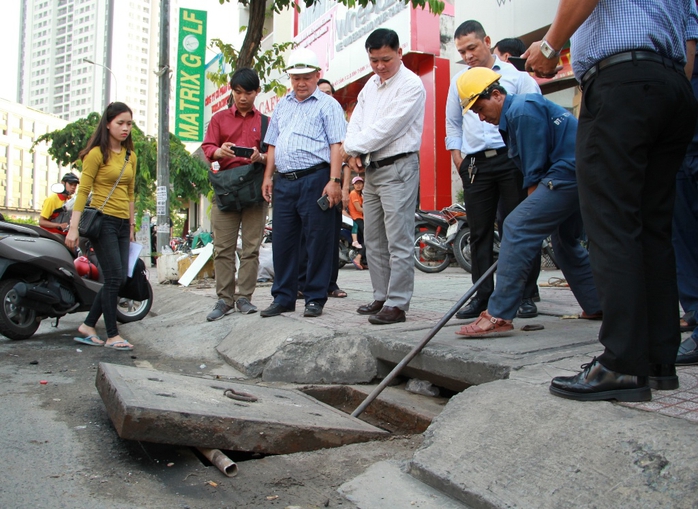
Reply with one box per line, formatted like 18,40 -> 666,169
73,335 -> 104,346
579,311 -> 603,320
104,340 -> 134,351
352,259 -> 364,270
455,311 -> 513,338
328,289 -> 348,298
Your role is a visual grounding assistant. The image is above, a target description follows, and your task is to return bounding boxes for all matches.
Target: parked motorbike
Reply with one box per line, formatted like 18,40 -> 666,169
413,204 -> 471,273
338,215 -> 361,268
0,192 -> 152,340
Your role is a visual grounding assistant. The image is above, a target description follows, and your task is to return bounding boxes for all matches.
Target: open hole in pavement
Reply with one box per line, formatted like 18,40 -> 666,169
299,384 -> 450,434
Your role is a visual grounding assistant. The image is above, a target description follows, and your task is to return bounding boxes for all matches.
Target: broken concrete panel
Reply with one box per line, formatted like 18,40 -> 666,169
216,316 -> 334,377
96,362 -> 388,454
339,460 -> 468,509
410,380 -> 698,509
263,335 -> 377,384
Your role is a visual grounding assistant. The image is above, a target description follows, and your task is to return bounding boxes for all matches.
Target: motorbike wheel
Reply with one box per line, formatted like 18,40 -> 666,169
413,228 -> 451,273
542,236 -> 559,269
0,278 -> 40,340
116,282 -> 153,323
453,227 -> 472,273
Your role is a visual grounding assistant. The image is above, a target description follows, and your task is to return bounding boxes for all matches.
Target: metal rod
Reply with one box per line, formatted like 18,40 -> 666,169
351,260 -> 499,418
197,448 -> 238,477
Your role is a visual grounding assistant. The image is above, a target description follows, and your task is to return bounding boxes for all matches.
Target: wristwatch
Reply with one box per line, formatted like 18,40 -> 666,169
329,177 -> 341,183
540,39 -> 561,60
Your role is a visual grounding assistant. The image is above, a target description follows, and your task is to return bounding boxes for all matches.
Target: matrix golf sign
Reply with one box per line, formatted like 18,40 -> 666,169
175,9 -> 207,142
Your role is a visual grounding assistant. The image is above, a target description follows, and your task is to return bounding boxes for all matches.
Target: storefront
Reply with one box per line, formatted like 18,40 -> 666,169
260,0 -> 457,210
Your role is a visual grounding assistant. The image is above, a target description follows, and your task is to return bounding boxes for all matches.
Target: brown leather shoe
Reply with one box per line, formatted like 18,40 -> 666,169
368,306 -> 406,325
357,300 -> 385,315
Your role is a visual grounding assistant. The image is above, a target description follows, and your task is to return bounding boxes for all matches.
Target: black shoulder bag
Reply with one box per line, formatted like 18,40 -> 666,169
209,115 -> 269,212
78,150 -> 131,240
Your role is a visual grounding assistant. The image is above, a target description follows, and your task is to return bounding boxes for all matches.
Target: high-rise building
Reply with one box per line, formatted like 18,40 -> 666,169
18,0 -> 163,135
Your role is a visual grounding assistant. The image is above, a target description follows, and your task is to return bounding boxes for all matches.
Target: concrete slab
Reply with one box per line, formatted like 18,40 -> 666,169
263,335 -> 377,384
365,314 -> 601,390
96,362 -> 388,454
410,380 -> 698,509
338,460 -> 469,509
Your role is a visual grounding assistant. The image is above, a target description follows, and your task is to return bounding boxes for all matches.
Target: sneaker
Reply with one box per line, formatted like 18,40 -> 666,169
304,302 -> 323,317
236,297 -> 257,314
207,299 -> 234,321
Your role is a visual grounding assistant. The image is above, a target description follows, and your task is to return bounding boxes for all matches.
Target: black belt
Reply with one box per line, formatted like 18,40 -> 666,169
278,162 -> 329,180
581,50 -> 685,87
370,152 -> 413,168
465,146 -> 508,161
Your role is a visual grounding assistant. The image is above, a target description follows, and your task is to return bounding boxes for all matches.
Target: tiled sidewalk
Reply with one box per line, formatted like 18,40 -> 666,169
623,364 -> 698,422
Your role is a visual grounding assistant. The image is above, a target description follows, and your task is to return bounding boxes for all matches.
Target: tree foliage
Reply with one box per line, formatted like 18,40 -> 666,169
212,0 -> 445,94
32,115 -> 209,226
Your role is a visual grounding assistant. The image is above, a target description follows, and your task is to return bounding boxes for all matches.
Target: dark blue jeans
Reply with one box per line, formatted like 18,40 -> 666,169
673,156 -> 698,319
84,215 -> 130,338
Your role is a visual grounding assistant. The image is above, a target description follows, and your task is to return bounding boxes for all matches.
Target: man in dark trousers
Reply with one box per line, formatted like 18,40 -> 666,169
445,20 -> 541,321
261,48 -> 346,318
526,0 -> 698,401
452,68 -> 600,340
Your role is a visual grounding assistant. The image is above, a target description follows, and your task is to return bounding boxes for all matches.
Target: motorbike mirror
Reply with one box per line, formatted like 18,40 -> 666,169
50,183 -> 66,194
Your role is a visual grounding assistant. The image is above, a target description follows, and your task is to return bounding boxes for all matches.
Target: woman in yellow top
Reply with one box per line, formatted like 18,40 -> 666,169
66,102 -> 137,350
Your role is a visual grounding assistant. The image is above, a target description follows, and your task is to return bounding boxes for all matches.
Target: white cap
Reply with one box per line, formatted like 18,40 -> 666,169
285,48 -> 321,74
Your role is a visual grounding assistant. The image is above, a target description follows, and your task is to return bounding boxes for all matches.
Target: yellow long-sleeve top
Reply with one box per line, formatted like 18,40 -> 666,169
74,147 -> 136,219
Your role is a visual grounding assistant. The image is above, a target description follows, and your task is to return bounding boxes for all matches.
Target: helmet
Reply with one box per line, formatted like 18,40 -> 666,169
74,256 -> 99,280
352,176 -> 364,185
61,172 -> 80,184
285,48 -> 321,74
456,67 -> 502,114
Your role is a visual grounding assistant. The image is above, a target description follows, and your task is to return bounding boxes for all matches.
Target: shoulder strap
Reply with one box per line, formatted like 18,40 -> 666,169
98,149 -> 131,212
260,115 -> 269,153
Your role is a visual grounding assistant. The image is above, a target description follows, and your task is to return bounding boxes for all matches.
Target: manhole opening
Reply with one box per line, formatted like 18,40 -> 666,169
299,383 -> 451,435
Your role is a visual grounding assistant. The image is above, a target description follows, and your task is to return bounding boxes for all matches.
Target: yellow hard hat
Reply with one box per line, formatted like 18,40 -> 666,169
456,67 -> 502,114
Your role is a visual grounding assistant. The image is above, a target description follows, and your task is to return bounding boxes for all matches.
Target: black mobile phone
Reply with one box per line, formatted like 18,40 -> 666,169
509,56 -> 527,72
317,194 -> 330,211
233,146 -> 255,158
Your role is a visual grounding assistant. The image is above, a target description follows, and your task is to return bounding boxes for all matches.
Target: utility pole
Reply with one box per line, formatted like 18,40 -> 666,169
156,0 -> 171,254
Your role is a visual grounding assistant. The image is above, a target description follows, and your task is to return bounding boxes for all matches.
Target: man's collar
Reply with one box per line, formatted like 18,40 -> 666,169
372,63 -> 403,87
231,104 -> 257,116
499,94 -> 514,132
286,86 -> 322,103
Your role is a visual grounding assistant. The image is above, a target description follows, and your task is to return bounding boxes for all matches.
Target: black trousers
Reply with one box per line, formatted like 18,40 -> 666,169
460,152 -> 539,302
577,58 -> 697,375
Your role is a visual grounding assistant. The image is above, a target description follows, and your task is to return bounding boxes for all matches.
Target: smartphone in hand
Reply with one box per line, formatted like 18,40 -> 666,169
232,146 -> 255,158
509,57 -> 527,72
317,195 -> 330,211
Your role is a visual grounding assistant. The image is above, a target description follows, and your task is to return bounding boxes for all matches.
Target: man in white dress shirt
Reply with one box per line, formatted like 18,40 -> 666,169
344,28 -> 426,325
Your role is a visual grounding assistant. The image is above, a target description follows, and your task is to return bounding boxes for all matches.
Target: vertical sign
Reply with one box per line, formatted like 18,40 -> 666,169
175,8 -> 207,141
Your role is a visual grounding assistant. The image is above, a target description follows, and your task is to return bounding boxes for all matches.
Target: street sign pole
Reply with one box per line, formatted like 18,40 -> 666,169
156,0 -> 171,253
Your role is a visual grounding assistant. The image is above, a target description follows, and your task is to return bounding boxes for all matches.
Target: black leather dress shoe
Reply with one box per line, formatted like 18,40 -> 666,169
456,298 -> 487,319
649,364 -> 679,390
549,358 -> 651,402
368,306 -> 406,325
517,298 -> 538,318
357,300 -> 385,315
260,302 -> 294,318
676,335 -> 698,365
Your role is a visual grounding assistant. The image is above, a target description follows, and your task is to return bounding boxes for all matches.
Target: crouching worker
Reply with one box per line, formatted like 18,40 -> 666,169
454,67 -> 601,338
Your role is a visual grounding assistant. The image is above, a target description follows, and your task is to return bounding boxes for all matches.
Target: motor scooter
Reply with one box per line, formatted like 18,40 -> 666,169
0,185 -> 152,340
413,204 -> 473,273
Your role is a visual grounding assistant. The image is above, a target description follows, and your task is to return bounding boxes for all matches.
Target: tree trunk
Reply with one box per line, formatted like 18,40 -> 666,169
236,0 -> 267,68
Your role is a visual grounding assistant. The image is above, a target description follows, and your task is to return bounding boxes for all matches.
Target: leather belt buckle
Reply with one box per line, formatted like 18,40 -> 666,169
285,172 -> 298,180
484,149 -> 498,158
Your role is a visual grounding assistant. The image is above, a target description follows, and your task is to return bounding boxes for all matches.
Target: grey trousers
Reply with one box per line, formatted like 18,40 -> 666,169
363,153 -> 420,311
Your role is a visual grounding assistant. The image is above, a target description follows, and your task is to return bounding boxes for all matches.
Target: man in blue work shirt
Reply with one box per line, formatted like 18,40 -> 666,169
260,48 -> 346,318
525,0 -> 698,402
445,20 -> 542,321
453,67 -> 600,340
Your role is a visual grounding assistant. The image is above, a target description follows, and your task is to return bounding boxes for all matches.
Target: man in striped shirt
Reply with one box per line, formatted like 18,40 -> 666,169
260,48 -> 346,318
344,28 -> 426,325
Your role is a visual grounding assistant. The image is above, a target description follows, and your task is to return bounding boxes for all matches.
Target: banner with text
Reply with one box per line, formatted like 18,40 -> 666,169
175,8 -> 207,142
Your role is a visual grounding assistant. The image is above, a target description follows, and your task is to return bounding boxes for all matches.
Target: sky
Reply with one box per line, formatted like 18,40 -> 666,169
0,1 -> 21,102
